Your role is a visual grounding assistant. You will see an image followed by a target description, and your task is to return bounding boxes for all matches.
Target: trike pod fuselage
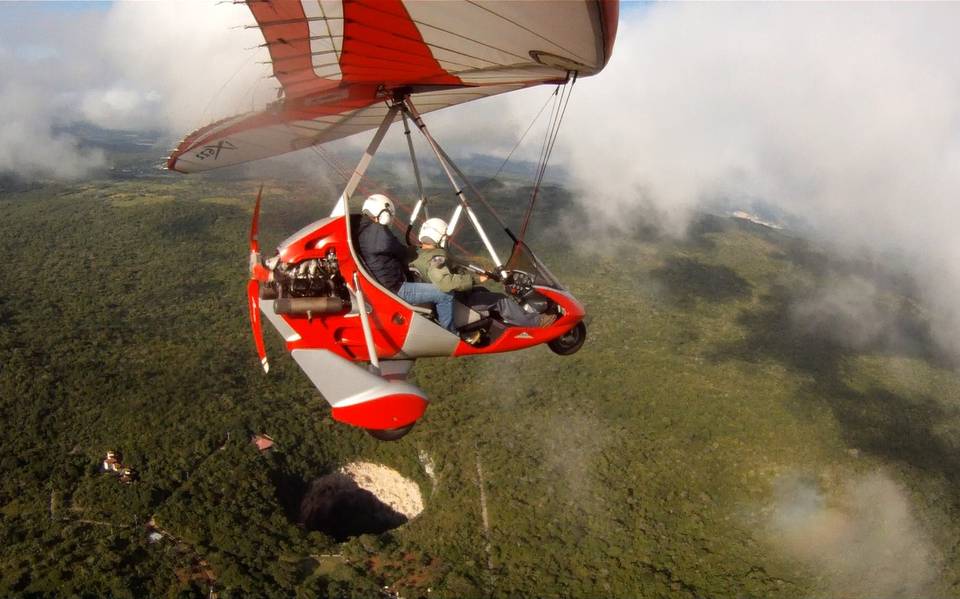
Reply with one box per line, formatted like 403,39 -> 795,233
253,214 -> 585,433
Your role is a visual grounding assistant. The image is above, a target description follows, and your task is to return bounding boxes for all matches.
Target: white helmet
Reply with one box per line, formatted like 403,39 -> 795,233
362,193 -> 395,226
418,218 -> 448,246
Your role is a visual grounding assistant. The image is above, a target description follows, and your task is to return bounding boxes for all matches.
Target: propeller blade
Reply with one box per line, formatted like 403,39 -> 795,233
247,279 -> 269,373
249,184 -> 263,254
248,186 -> 268,373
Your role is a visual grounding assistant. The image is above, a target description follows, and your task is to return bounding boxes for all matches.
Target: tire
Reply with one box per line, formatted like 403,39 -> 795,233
548,321 -> 587,356
366,423 -> 416,441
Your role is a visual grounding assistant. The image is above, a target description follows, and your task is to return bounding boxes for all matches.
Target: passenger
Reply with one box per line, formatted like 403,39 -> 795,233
355,194 -> 456,331
411,218 -> 549,329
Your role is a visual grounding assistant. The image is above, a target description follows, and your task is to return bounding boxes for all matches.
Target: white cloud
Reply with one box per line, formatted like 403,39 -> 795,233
545,3 -> 960,355
555,4 -> 960,235
0,1 -> 271,180
98,1 -> 273,134
0,42 -> 106,180
80,86 -> 162,131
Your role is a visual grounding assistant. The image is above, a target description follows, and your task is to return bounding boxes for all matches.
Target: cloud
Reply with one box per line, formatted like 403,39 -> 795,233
0,110 -> 106,181
556,4 -> 960,230
0,48 -> 106,180
790,278 -> 890,350
0,1 -> 271,180
768,471 -> 940,598
98,1 -> 273,134
79,87 -> 162,131
541,3 -> 960,356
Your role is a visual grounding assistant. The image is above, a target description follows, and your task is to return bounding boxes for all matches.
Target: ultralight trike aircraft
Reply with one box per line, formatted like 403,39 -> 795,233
166,0 -> 619,440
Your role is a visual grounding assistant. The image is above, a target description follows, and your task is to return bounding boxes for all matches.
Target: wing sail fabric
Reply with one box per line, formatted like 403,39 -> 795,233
167,0 -> 618,174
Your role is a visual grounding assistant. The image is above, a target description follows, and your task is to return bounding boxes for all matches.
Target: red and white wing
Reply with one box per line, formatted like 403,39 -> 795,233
167,0 -> 618,174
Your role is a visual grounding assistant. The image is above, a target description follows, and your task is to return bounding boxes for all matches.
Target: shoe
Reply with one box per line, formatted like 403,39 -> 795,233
462,330 -> 482,345
538,313 -> 558,327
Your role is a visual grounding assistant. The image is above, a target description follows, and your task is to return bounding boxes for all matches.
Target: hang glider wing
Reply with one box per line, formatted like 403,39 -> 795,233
167,0 -> 618,173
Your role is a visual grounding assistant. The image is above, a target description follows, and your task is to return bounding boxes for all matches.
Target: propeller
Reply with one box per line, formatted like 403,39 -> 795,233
248,185 -> 269,373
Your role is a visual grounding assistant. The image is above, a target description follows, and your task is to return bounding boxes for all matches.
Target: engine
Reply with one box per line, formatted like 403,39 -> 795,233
268,248 -> 350,304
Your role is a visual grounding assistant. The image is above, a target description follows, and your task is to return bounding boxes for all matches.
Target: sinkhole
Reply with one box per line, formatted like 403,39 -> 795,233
279,462 -> 424,541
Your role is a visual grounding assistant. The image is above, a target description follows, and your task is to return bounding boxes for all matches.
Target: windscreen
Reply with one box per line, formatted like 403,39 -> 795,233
506,241 -> 564,290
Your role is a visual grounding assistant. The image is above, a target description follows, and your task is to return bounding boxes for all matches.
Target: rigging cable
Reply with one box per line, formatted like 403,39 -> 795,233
533,84 -> 563,194
478,88 -> 559,190
518,72 -> 577,243
412,86 -> 564,246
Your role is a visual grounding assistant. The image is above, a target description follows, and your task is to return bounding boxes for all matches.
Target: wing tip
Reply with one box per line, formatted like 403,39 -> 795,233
165,154 -> 189,174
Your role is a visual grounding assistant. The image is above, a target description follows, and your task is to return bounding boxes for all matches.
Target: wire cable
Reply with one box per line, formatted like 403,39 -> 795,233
518,73 -> 577,242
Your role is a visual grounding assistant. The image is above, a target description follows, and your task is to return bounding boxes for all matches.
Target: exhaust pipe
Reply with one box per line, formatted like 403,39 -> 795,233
273,297 -> 346,315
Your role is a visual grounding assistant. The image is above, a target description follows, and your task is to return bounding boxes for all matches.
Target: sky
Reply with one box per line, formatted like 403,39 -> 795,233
3,0 -> 960,359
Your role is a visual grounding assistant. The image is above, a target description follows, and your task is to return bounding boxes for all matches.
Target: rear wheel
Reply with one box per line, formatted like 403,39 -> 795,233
365,423 -> 416,441
548,321 -> 587,356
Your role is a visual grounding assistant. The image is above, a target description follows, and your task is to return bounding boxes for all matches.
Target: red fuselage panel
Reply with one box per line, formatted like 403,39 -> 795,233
331,393 -> 428,430
277,217 -> 413,361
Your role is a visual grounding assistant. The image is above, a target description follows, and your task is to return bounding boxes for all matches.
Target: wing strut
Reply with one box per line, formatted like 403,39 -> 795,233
402,110 -> 428,246
330,104 -> 401,218
402,99 -> 504,269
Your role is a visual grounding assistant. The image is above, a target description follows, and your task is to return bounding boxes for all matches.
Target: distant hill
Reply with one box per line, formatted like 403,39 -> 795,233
0,176 -> 958,598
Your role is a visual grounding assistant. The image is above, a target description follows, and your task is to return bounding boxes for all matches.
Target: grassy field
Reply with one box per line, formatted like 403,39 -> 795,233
1,175 -> 959,597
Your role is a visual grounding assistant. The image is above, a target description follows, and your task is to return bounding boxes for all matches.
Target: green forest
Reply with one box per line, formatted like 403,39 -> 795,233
2,168 -> 960,598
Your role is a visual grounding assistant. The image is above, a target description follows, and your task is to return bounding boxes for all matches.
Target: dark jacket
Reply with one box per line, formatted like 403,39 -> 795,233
356,219 -> 414,292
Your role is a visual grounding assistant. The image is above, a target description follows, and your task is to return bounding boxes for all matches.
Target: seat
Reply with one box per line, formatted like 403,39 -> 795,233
351,214 -> 434,317
452,299 -> 485,328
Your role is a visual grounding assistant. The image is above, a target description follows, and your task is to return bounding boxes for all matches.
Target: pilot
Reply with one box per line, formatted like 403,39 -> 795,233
411,218 -> 551,329
355,194 -> 456,330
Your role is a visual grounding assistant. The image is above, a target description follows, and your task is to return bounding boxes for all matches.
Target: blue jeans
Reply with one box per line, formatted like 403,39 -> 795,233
398,282 -> 455,331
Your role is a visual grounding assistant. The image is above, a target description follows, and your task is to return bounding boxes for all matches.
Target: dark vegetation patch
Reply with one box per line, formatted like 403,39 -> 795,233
297,474 -> 407,541
157,210 -> 220,241
713,282 -> 952,372
0,295 -> 10,326
651,256 -> 752,306
772,237 -> 920,300
684,213 -> 730,251
710,282 -> 960,482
